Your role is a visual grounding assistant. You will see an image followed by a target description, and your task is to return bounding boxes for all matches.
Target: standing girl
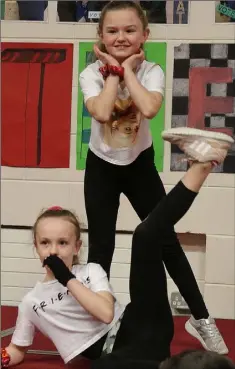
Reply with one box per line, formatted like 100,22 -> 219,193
2,128 -> 233,369
79,0 -> 229,354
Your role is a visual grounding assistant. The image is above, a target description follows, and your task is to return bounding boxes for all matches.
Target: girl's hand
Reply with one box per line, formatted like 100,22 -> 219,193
93,44 -> 120,66
43,255 -> 75,287
122,49 -> 145,71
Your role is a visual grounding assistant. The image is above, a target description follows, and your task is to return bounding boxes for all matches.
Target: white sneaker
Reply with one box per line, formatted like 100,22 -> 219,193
185,316 -> 229,355
162,127 -> 234,164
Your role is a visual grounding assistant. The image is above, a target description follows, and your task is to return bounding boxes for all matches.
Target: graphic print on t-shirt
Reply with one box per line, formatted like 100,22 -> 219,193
103,97 -> 142,149
32,273 -> 92,317
32,289 -> 70,316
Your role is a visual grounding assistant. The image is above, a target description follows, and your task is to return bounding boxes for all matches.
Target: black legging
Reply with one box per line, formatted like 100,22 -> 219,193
85,146 -> 208,320
89,180 -> 198,369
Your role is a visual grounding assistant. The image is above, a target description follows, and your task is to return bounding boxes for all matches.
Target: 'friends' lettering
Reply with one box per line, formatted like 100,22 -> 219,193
33,290 -> 69,315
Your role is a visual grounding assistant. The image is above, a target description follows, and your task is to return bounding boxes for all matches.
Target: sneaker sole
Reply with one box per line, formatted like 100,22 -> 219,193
185,320 -> 229,355
162,127 -> 234,144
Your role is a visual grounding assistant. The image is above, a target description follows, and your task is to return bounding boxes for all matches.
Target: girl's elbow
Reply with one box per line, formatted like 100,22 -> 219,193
143,109 -> 157,120
102,309 -> 114,324
88,103 -> 111,123
143,103 -> 161,119
93,113 -> 111,124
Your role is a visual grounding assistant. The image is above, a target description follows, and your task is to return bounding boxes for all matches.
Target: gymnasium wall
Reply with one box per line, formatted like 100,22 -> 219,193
1,1 -> 235,319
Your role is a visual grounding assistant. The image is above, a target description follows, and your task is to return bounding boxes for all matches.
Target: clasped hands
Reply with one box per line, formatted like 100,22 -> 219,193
93,44 -> 145,72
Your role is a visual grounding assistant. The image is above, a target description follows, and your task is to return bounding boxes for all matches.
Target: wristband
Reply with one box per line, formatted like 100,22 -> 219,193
99,64 -> 124,80
99,64 -> 110,79
109,65 -> 124,78
1,348 -> 10,368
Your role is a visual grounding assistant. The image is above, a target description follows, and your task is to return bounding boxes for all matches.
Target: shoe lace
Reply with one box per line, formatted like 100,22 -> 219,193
176,156 -> 193,165
203,321 -> 222,345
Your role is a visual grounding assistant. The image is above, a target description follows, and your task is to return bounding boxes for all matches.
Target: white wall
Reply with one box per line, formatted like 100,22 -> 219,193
1,1 -> 235,319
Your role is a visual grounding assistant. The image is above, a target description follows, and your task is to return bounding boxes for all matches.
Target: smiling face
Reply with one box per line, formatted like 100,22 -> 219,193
35,217 -> 81,274
100,8 -> 149,63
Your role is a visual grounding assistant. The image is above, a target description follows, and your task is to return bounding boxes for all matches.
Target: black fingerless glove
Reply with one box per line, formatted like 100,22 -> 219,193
43,254 -> 76,286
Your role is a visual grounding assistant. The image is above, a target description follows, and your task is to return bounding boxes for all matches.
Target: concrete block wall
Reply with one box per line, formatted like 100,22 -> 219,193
1,1 -> 235,319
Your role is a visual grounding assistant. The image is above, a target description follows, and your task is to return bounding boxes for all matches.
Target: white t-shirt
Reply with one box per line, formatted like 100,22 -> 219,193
79,60 -> 165,166
11,263 -> 125,364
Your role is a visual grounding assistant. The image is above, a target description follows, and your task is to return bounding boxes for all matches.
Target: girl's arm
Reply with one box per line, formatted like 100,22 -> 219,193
2,305 -> 34,367
80,45 -> 121,123
3,343 -> 29,367
123,66 -> 163,119
43,256 -> 115,324
85,74 -> 120,123
67,278 -> 114,324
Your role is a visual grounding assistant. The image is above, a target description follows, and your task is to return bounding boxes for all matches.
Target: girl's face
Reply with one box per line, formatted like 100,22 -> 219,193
35,217 -> 81,273
100,9 -> 149,62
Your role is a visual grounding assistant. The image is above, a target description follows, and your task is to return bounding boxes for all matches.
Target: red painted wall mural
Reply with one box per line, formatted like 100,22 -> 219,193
1,43 -> 73,168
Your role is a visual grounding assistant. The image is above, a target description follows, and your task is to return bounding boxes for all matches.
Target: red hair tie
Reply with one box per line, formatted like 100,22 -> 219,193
48,206 -> 63,211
